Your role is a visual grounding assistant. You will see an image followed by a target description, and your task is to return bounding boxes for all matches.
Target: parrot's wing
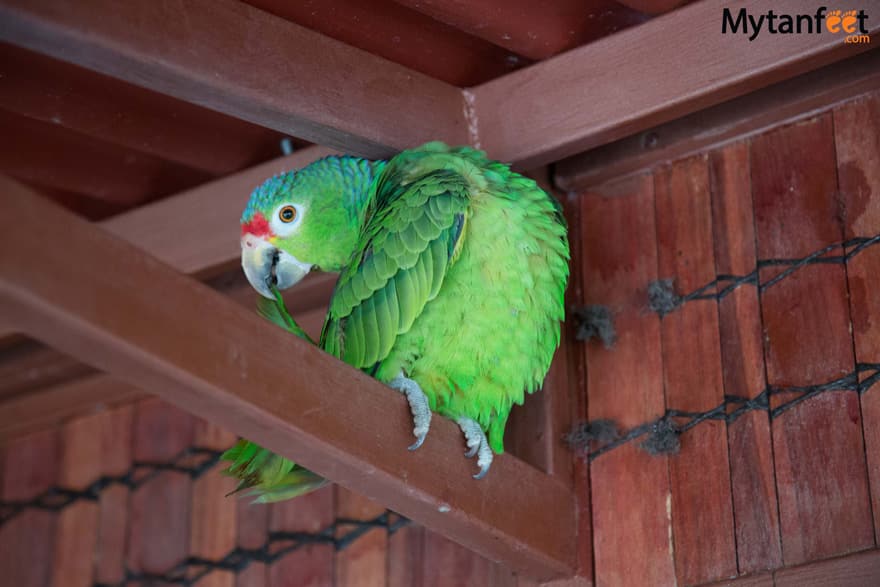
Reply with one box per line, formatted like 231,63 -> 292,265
320,168 -> 470,370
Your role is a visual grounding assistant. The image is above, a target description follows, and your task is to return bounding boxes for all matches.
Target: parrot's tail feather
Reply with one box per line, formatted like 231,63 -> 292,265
220,439 -> 327,503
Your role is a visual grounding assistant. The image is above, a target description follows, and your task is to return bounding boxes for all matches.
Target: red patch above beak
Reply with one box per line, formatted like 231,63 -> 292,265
241,213 -> 271,237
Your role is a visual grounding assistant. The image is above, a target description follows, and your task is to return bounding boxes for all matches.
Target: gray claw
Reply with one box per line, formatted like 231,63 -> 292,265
389,373 -> 432,451
457,418 -> 494,479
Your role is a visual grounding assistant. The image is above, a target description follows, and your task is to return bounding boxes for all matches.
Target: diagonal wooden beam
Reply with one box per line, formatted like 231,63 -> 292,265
0,145 -> 338,343
555,48 -> 880,190
0,0 -> 468,159
471,0 -> 880,167
0,178 -> 576,581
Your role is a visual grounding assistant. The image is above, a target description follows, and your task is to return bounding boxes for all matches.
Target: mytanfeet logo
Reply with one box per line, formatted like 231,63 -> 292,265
722,6 -> 871,43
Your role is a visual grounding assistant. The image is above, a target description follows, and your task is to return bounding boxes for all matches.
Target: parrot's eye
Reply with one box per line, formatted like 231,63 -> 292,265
279,205 -> 297,223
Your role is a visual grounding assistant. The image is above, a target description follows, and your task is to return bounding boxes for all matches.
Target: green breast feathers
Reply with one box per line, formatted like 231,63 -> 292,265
227,142 -> 569,501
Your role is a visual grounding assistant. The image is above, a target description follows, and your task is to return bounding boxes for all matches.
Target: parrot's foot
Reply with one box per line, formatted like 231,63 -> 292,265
389,374 -> 432,451
457,418 -> 493,480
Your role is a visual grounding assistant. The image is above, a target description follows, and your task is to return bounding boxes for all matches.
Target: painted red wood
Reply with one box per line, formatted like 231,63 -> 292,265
422,530 -> 494,587
0,429 -> 58,587
190,421 -> 238,587
392,0 -> 646,60
236,495 -> 270,587
268,484 -> 334,587
50,413 -> 101,587
774,548 -> 880,587
0,42 -> 284,176
751,114 -> 873,565
335,487 -> 387,587
388,523 -> 425,587
127,399 -> 196,576
581,175 -> 676,586
243,0 -> 524,87
834,92 -> 880,542
709,142 -> 783,573
94,405 -> 134,585
0,109 -> 212,205
655,156 -> 737,584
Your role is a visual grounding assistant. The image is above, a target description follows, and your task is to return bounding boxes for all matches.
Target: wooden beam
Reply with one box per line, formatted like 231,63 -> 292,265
0,42 -> 287,176
0,0 -> 468,158
392,0 -> 647,60
471,0 -> 880,168
0,145 -> 337,344
555,48 -> 880,190
0,178 -> 576,581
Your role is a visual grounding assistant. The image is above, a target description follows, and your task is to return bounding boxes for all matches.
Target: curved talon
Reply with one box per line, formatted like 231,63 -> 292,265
458,418 -> 493,479
408,431 -> 428,451
390,374 -> 432,451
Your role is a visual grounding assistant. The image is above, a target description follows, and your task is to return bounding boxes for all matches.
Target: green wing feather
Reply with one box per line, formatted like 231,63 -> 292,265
320,168 -> 469,371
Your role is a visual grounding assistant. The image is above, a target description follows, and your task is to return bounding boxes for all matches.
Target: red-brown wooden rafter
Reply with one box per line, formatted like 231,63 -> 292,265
0,178 -> 576,582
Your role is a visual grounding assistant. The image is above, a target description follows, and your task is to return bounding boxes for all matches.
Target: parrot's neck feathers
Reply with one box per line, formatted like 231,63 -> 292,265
308,156 -> 385,226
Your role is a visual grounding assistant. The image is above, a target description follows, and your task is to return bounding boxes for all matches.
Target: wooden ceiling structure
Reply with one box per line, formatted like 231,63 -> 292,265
1,0 -> 879,582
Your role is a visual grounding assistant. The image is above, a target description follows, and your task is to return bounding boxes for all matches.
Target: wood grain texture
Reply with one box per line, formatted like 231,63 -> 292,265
774,548 -> 880,587
335,487 -> 387,587
0,429 -> 58,587
388,523 -> 426,587
751,115 -> 873,565
0,0 -> 467,159
555,50 -> 880,191
94,405 -> 134,585
269,485 -> 334,587
834,92 -> 880,543
244,0 -> 524,87
50,413 -> 102,587
655,156 -> 737,585
127,398 -> 195,576
581,175 -> 676,587
0,108 -> 212,204
236,494 -> 270,587
472,0 -> 878,167
0,42 -> 284,176
190,421 -> 238,587
0,180 -> 576,581
709,143 -> 782,574
392,0 -> 646,60
422,530 -> 494,587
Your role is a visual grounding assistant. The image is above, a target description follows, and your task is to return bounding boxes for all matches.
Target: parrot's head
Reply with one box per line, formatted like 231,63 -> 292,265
240,156 -> 378,298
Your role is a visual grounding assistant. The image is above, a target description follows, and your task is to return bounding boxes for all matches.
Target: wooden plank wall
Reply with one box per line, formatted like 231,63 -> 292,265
576,89 -> 880,586
1,91 -> 879,587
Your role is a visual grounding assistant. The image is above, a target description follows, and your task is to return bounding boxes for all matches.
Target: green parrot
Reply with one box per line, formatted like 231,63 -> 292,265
225,142 -> 569,502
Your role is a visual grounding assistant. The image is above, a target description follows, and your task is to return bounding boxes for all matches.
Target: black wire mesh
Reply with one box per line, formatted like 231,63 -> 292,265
0,446 -> 410,587
570,232 -> 880,460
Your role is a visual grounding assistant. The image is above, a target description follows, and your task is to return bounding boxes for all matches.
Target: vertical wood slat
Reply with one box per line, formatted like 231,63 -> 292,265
268,484 -> 334,587
709,142 -> 783,574
655,156 -> 737,584
0,428 -> 58,587
236,496 -> 270,587
190,420 -> 238,587
751,114 -> 874,565
561,183 -> 593,583
127,398 -> 196,577
94,404 -> 134,585
581,176 -> 675,587
334,487 -> 386,587
833,93 -> 880,544
50,413 -> 102,587
387,523 -> 425,587
422,530 -> 497,586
